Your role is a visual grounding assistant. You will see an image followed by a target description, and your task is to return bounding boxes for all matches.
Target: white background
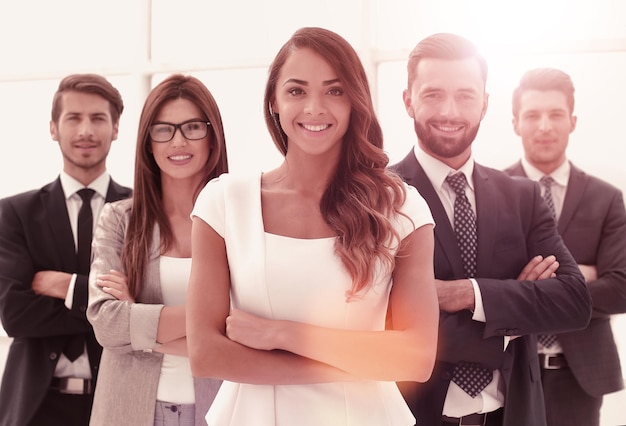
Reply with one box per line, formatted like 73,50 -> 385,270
0,1 -> 625,423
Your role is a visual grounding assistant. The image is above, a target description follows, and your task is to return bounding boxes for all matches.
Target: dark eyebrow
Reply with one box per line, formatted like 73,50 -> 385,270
522,107 -> 567,115
323,78 -> 341,86
282,78 -> 341,86
64,111 -> 109,119
419,86 -> 442,94
152,118 -> 205,125
458,88 -> 479,94
420,85 -> 479,95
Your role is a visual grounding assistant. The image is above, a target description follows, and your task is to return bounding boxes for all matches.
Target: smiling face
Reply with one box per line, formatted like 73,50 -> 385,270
271,47 -> 351,160
50,91 -> 119,183
513,89 -> 576,174
403,57 -> 488,169
150,97 -> 211,184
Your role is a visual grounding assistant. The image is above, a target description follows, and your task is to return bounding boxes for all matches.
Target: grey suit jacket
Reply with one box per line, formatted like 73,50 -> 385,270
87,198 -> 221,426
505,161 -> 626,396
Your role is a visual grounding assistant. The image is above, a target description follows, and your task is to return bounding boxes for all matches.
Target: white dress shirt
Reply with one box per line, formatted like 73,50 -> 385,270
54,170 -> 110,379
413,145 -> 505,416
520,157 -> 569,223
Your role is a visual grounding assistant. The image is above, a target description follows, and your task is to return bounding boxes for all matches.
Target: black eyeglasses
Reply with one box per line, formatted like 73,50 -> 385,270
149,120 -> 211,143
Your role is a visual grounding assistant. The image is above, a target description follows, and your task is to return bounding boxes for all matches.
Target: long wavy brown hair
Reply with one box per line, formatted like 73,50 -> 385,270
263,27 -> 407,299
123,74 -> 228,297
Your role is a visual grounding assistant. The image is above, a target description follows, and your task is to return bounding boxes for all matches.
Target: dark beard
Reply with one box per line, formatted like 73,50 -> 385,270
413,119 -> 480,159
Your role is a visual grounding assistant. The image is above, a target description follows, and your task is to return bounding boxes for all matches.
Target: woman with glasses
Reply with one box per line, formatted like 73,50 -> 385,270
87,74 -> 228,425
187,28 -> 438,426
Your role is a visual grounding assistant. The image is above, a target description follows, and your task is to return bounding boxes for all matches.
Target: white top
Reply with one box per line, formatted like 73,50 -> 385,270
191,172 -> 434,426
155,256 -> 195,404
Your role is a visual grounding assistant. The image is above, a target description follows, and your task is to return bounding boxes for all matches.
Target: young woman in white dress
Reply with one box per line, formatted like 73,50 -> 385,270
187,27 -> 439,426
87,75 -> 228,425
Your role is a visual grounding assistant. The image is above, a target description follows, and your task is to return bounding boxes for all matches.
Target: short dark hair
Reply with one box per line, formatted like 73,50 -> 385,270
512,67 -> 575,118
51,74 -> 124,124
406,33 -> 488,90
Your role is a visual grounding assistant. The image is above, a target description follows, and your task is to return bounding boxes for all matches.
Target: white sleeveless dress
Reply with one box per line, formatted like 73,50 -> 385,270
191,172 -> 434,426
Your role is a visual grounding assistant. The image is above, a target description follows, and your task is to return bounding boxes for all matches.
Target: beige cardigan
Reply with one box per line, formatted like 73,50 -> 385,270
87,198 -> 221,426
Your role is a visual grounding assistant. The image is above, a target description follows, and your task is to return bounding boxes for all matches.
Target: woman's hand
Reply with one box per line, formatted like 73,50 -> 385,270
226,309 -> 279,351
96,269 -> 135,302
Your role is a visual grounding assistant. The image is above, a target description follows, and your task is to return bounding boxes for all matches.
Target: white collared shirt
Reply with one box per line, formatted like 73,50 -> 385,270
54,170 -> 110,379
413,145 -> 505,416
520,157 -> 570,222
60,171 -> 110,249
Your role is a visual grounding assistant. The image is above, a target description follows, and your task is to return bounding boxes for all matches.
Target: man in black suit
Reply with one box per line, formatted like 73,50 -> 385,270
0,74 -> 132,426
391,33 -> 592,426
504,67 -> 626,426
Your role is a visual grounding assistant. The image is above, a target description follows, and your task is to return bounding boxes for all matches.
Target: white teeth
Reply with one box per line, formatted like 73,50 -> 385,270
436,125 -> 462,132
169,154 -> 191,161
302,123 -> 329,132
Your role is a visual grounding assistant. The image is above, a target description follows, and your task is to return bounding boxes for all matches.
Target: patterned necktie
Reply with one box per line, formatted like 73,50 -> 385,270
445,173 -> 493,397
540,176 -> 557,221
64,188 -> 95,362
538,176 -> 558,348
446,173 -> 477,278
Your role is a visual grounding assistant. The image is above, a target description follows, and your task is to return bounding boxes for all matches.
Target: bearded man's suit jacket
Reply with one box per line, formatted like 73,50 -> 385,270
0,177 -> 131,426
505,161 -> 625,399
392,151 -> 591,426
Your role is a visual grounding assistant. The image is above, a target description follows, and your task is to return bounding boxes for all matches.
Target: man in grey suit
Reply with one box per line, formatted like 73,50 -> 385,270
0,74 -> 132,426
504,67 -> 626,426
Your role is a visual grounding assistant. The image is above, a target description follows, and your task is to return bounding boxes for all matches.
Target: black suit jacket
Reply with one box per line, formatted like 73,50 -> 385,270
505,161 -> 626,397
392,151 -> 591,426
0,176 -> 131,426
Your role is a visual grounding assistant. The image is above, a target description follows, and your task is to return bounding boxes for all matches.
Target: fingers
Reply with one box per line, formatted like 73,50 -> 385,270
96,277 -> 125,291
97,283 -> 134,302
537,258 -> 559,280
100,286 -> 123,299
518,255 -> 559,281
517,255 -> 543,280
98,269 -> 127,284
96,270 -> 134,302
96,270 -> 127,289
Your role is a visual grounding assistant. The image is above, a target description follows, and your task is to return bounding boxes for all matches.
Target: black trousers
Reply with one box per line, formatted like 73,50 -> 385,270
541,368 -> 602,426
28,389 -> 93,426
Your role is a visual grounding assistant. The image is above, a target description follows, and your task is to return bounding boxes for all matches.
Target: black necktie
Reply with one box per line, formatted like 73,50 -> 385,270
76,188 -> 95,275
538,176 -> 558,348
446,173 -> 493,397
64,188 -> 95,362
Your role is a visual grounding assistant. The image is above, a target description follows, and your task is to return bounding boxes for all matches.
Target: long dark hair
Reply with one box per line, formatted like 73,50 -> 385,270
264,27 -> 407,298
123,74 -> 228,297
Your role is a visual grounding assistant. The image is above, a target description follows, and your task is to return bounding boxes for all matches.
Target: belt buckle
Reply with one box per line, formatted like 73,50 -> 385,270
59,378 -> 92,395
542,354 -> 560,370
443,412 -> 488,426
459,415 -> 486,426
